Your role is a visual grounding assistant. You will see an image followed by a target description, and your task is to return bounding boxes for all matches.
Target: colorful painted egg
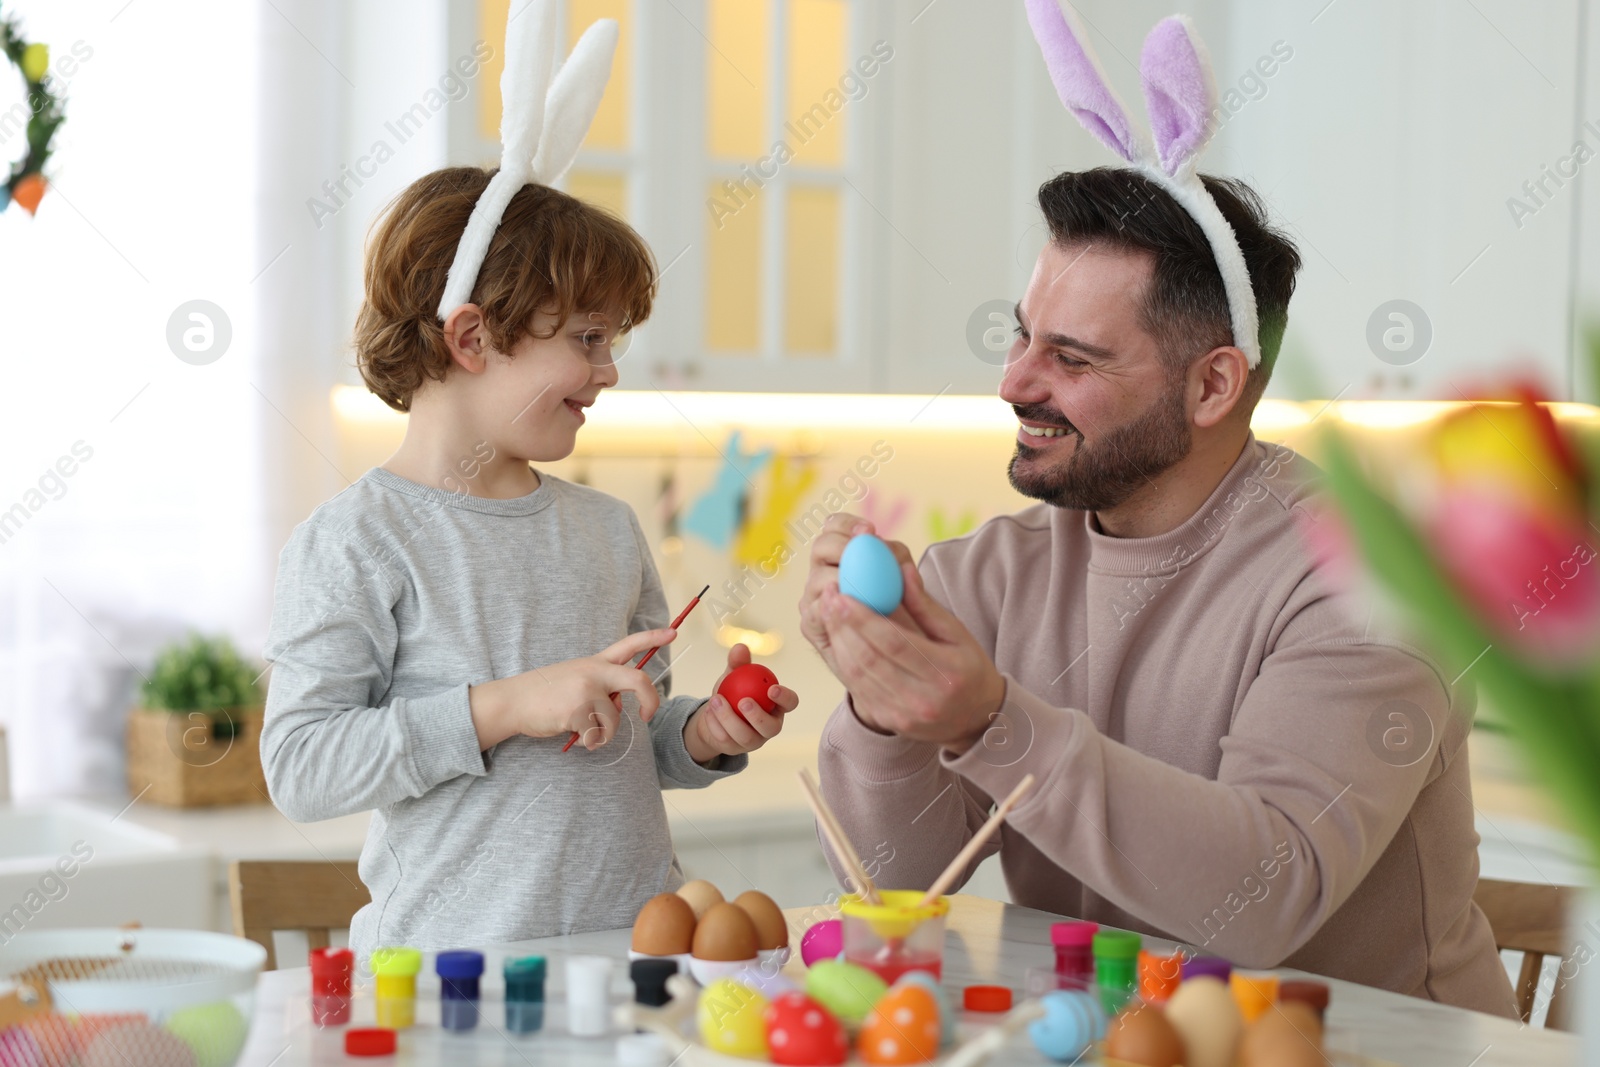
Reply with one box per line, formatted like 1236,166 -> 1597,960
804,959 -> 888,1028
892,971 -> 954,1047
764,991 -> 848,1066
718,664 -> 781,722
81,1022 -> 197,1067
163,1002 -> 247,1067
697,978 -> 769,1059
1027,989 -> 1106,1062
858,984 -> 940,1064
0,1025 -> 43,1067
838,535 -> 904,615
800,919 -> 844,967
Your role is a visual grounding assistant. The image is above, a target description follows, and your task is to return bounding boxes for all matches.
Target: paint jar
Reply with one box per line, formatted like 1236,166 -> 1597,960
436,950 -> 484,1032
1278,979 -> 1330,1022
840,890 -> 949,983
1091,930 -> 1141,1016
309,947 -> 353,1026
1231,971 -> 1279,1022
630,958 -> 678,1008
1181,955 -> 1232,984
567,955 -> 613,1037
370,946 -> 422,1030
504,956 -> 547,1034
1137,949 -> 1184,1004
1050,922 -> 1098,988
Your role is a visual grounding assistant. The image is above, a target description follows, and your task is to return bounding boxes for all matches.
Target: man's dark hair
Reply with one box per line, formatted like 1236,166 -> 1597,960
1036,167 -> 1301,407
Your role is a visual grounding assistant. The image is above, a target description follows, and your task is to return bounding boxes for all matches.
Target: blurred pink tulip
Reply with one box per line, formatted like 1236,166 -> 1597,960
1429,487 -> 1600,661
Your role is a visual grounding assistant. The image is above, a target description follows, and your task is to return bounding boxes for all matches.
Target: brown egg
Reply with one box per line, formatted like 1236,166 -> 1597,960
676,879 -> 725,921
632,892 -> 698,955
1238,1001 -> 1325,1067
1104,1001 -> 1185,1067
732,890 -> 789,951
692,902 -> 761,962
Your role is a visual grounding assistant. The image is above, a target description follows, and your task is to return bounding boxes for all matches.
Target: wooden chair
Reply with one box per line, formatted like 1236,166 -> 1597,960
228,860 -> 370,971
1473,877 -> 1580,1030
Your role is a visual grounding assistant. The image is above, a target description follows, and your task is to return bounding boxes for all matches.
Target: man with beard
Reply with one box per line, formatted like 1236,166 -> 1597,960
799,167 -> 1515,1015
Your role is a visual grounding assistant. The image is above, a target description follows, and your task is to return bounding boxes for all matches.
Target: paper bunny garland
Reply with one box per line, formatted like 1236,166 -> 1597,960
1024,1 -> 1262,369
437,0 -> 619,320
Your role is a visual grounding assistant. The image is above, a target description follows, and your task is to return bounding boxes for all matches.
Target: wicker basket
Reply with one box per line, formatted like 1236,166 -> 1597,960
124,707 -> 268,808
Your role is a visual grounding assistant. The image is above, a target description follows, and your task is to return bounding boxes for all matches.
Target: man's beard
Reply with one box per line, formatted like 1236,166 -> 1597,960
1006,379 -> 1192,512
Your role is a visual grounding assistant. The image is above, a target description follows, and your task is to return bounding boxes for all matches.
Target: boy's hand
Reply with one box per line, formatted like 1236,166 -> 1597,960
684,643 -> 798,765
469,628 -> 677,751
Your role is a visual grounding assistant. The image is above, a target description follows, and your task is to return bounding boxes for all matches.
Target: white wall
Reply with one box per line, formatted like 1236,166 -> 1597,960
0,0 -> 265,797
877,0 -> 1596,403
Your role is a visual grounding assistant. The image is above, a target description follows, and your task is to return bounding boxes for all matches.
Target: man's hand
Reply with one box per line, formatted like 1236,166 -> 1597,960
799,514 -> 914,675
684,642 -> 800,764
817,559 -> 1006,752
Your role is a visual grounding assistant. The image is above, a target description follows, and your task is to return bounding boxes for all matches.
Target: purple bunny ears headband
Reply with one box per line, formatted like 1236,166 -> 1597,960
1024,1 -> 1262,368
436,0 -> 619,320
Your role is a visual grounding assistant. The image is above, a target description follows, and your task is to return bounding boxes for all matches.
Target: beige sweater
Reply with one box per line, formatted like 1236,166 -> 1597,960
819,436 -> 1516,1016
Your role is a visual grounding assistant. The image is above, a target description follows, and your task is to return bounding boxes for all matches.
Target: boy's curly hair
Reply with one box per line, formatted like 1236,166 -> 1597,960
355,168 -> 657,412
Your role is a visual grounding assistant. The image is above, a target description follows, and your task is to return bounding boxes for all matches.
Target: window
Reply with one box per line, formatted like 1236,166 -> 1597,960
462,0 -> 886,390
476,0 -> 633,221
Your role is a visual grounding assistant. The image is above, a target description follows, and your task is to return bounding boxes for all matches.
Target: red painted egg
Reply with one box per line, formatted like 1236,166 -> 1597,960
717,664 -> 780,722
765,991 -> 848,1066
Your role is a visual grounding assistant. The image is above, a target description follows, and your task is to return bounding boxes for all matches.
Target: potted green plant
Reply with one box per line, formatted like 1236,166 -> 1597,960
126,634 -> 269,807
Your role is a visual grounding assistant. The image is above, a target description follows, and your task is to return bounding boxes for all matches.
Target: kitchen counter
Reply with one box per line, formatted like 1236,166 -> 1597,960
56,728 -> 1589,936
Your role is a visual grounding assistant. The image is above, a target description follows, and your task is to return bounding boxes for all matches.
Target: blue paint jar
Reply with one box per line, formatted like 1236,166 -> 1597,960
436,950 -> 485,1032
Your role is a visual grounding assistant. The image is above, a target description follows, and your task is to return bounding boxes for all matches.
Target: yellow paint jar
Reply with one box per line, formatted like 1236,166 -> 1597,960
371,946 -> 423,1029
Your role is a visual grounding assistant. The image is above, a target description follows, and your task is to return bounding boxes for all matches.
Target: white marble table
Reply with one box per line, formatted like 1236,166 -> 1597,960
235,894 -> 1576,1066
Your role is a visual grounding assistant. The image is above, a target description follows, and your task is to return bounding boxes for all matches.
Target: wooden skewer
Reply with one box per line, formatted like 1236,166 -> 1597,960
797,769 -> 881,904
917,774 -> 1035,907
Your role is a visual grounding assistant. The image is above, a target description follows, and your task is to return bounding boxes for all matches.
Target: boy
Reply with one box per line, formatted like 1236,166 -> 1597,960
261,170 -> 796,955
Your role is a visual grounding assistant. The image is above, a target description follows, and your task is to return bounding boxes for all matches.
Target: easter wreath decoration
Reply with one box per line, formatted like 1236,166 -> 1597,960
1,7 -> 64,215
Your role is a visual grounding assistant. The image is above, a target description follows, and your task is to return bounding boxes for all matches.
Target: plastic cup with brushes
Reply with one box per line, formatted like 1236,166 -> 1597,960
796,768 -> 1035,983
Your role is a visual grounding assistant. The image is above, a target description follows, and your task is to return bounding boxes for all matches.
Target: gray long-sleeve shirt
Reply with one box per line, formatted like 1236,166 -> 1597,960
261,467 -> 743,959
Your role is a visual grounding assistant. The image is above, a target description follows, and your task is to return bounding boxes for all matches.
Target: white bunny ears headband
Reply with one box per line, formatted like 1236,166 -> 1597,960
1024,1 -> 1262,368
436,0 -> 619,320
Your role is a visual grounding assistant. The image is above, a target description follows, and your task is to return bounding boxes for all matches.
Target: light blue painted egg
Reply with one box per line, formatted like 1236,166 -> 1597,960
893,970 -> 954,1046
1028,989 -> 1106,1062
838,534 -> 903,615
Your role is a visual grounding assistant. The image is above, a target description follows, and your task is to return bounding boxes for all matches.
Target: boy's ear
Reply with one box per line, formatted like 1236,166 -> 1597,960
443,304 -> 489,374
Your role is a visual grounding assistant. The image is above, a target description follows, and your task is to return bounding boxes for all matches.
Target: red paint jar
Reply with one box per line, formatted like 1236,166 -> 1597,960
310,947 -> 354,1026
